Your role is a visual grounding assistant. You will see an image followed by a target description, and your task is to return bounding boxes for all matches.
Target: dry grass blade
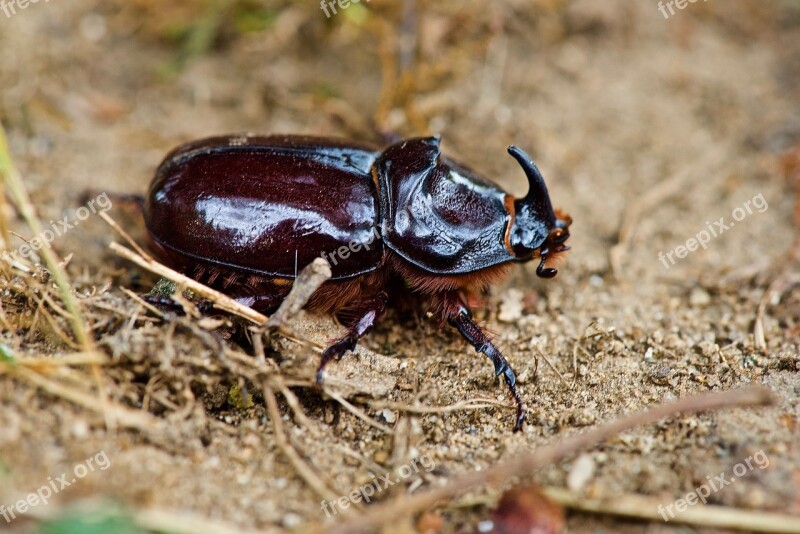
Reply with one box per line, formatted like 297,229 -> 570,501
0,351 -> 108,373
27,504 -> 272,534
754,273 -> 800,353
609,144 -> 728,277
98,210 -> 153,260
0,125 -> 115,429
0,124 -> 94,351
325,389 -> 394,434
542,486 -> 800,533
262,382 -> 338,502
364,398 -> 507,414
109,241 -> 268,325
533,345 -> 570,389
9,365 -> 159,431
322,386 -> 775,534
136,508 -> 274,534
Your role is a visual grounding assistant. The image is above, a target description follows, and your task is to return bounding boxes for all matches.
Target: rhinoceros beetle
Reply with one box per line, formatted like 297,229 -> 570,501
144,134 -> 571,430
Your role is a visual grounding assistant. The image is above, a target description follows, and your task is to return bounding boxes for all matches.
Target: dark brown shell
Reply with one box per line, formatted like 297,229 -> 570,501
144,135 -> 384,280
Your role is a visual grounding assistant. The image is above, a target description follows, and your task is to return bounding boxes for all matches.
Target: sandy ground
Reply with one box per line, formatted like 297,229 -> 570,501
0,0 -> 799,532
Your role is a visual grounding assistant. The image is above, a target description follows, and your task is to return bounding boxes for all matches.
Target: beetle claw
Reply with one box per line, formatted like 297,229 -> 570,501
316,337 -> 357,384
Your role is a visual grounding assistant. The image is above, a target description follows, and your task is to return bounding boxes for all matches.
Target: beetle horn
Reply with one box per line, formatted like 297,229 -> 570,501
507,146 -> 557,224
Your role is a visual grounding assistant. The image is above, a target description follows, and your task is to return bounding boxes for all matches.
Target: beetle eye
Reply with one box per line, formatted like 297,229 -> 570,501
550,229 -> 569,245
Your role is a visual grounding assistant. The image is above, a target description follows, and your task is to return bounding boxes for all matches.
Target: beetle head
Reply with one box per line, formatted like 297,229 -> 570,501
507,146 -> 571,278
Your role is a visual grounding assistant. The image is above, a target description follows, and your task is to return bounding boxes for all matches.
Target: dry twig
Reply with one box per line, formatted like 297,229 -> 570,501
364,398 -> 507,415
109,242 -> 268,324
609,145 -> 727,277
322,386 -> 775,534
8,365 -> 159,431
262,382 -> 338,502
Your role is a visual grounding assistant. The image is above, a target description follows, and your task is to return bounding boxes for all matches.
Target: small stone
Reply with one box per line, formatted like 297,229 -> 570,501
72,419 -> 90,440
567,454 -> 596,492
282,513 -> 302,528
689,287 -> 711,307
498,288 -> 524,323
381,409 -> 397,423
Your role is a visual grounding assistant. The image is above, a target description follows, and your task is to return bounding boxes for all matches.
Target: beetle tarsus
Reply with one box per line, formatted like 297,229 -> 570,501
316,337 -> 358,384
143,295 -> 186,314
445,293 -> 526,431
503,371 -> 525,432
315,293 -> 388,384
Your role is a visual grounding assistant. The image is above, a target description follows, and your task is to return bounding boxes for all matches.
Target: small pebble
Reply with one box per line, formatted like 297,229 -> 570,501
689,287 -> 711,307
282,513 -> 302,528
567,453 -> 596,492
498,288 -> 524,322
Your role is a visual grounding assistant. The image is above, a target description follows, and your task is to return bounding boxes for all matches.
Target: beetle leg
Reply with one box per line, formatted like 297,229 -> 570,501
233,294 -> 286,315
442,293 -> 525,431
316,292 -> 389,384
142,295 -> 216,315
142,295 -> 186,313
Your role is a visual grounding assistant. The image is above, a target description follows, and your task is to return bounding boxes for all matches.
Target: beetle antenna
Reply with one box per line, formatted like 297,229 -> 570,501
507,145 -> 556,224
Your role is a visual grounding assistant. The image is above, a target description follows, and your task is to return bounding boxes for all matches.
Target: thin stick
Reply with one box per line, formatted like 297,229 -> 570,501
262,382 -> 338,502
98,211 -> 153,260
112,241 -> 325,353
225,348 -> 318,432
533,345 -> 570,388
323,386 -> 775,534
9,366 -> 158,431
542,486 -> 800,533
609,145 -> 727,277
365,398 -> 507,414
270,373 -> 317,431
266,257 -> 331,328
326,389 -> 394,434
110,242 -> 268,325
0,351 -> 108,369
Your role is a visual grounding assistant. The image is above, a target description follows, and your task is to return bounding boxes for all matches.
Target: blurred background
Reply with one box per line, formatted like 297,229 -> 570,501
1,1 -> 799,532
